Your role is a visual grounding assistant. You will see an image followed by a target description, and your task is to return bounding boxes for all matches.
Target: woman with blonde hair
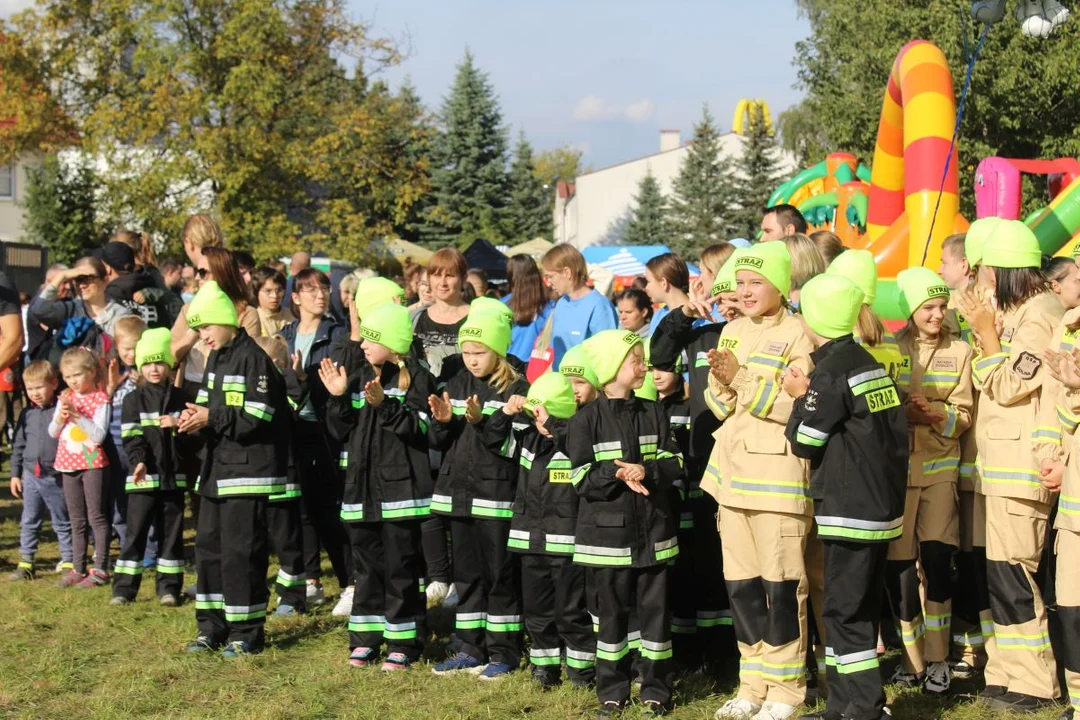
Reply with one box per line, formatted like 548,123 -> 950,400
181,214 -> 224,267
809,231 -> 847,266
782,233 -> 827,306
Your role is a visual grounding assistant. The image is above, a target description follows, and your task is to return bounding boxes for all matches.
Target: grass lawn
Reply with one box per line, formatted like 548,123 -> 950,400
0,490 -> 1065,719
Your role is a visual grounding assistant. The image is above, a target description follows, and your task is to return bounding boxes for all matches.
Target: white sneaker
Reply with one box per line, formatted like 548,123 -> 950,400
426,581 -> 450,608
752,702 -> 797,720
306,582 -> 326,606
924,661 -> 951,694
331,586 -> 354,617
887,665 -> 922,688
443,583 -> 459,608
715,698 -> 762,720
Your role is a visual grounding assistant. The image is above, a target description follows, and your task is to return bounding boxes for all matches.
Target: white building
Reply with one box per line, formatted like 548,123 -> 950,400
0,154 -> 39,242
554,129 -> 799,249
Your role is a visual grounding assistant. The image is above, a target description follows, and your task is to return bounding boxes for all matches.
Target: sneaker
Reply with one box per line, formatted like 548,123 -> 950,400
332,586 -> 354,617
142,556 -> 156,569
186,636 -> 222,653
274,603 -> 297,617
110,596 -> 131,605
887,666 -> 922,689
57,570 -> 86,588
306,582 -> 325,606
183,584 -> 197,600
948,658 -> 977,679
924,661 -> 951,694
976,684 -> 1007,704
220,641 -> 261,659
594,701 -> 626,718
1059,708 -> 1075,720
432,652 -> 485,675
426,580 -> 450,608
348,647 -> 376,668
641,700 -> 671,717
715,699 -> 762,720
531,665 -> 561,689
8,564 -> 33,581
381,652 -> 412,672
76,569 -> 110,588
159,594 -> 178,607
752,702 -> 797,720
478,662 -> 514,681
443,582 -> 459,607
987,692 -> 1058,713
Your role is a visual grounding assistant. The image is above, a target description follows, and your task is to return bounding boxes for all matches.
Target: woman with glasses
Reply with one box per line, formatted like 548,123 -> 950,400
31,256 -> 134,337
252,266 -> 293,336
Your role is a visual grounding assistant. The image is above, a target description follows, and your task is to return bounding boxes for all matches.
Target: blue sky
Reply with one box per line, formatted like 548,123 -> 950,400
365,0 -> 811,169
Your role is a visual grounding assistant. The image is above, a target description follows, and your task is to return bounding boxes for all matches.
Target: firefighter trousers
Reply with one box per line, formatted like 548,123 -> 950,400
521,552 -> 596,684
267,499 -> 306,610
112,490 -> 185,601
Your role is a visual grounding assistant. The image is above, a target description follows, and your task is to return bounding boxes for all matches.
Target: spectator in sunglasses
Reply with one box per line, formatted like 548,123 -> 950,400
30,256 -> 134,337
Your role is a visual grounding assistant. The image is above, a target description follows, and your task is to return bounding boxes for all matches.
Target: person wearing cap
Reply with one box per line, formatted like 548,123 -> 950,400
101,240 -> 163,327
782,273 -> 907,720
560,344 -> 601,407
955,220 -> 1064,712
317,303 -> 438,671
428,306 -> 530,679
111,327 -> 191,607
703,241 -> 815,720
564,329 -> 682,717
826,249 -> 903,381
506,371 -> 596,689
177,281 -> 290,658
883,267 -> 975,694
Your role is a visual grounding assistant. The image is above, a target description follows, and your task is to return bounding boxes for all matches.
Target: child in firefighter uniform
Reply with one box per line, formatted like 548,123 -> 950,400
957,221 -> 1063,712
509,371 -> 596,688
428,307 -> 530,679
182,281 -> 290,657
784,274 -> 907,720
887,267 -> 974,694
111,328 -> 190,606
320,303 -> 437,670
706,242 -> 815,720
566,329 -> 682,717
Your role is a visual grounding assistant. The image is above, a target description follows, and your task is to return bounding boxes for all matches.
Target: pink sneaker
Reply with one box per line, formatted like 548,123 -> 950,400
57,570 -> 86,588
348,647 -> 376,668
381,652 -> 412,671
76,569 -> 110,588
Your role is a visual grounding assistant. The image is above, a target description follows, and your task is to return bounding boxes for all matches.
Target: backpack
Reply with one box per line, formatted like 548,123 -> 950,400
45,317 -> 112,368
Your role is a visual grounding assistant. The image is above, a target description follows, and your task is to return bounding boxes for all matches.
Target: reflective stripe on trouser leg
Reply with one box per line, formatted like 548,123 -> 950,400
522,554 -> 561,669
920,540 -> 956,664
984,495 -> 1059,699
152,491 -> 187,599
806,521 -> 828,700
692,494 -> 734,665
267,500 -> 307,609
219,497 -> 271,647
551,555 -> 596,683
635,564 -> 673,706
112,491 -> 155,601
885,558 -> 925,676
1055,529 -> 1080,711
194,497 -> 228,644
592,566 -> 635,705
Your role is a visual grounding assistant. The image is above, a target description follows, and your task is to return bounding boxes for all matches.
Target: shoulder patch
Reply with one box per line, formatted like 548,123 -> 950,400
1013,351 -> 1042,380
763,340 -> 788,357
803,388 -> 818,412
931,356 -> 958,372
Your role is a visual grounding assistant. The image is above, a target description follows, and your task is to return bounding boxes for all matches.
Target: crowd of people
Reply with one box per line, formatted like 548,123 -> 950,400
6,205 -> 1080,720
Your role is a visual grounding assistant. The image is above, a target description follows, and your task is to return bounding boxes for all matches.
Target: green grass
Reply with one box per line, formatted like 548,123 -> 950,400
0,490 -> 1065,719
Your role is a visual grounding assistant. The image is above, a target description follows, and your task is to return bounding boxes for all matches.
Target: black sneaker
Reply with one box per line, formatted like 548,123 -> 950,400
186,635 -> 222,653
1059,707 -> 1074,720
987,692 -> 1058,714
977,684 -> 1007,704
640,700 -> 670,717
594,700 -> 625,718
530,665 -> 561,690
797,712 -> 843,720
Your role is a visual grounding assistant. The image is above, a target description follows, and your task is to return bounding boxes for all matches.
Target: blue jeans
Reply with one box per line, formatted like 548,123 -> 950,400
18,471 -> 73,563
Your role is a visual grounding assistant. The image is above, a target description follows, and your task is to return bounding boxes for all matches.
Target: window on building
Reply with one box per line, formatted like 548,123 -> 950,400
0,165 -> 13,199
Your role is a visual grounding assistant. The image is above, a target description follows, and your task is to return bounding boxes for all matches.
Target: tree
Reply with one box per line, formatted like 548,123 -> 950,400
533,146 -> 586,189
422,49 -> 511,246
668,105 -> 737,258
23,155 -> 108,265
0,0 -> 430,261
507,132 -> 553,242
787,0 -> 1080,219
730,104 -> 786,240
624,169 -> 670,246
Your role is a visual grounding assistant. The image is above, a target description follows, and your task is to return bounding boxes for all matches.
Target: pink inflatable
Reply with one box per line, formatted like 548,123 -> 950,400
974,156 -> 1080,219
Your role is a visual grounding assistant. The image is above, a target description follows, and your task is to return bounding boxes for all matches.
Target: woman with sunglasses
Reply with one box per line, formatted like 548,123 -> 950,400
31,257 -> 134,337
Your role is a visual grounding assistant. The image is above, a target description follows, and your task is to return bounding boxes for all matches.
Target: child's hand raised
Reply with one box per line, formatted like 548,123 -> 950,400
317,358 -> 348,397
428,392 -> 453,423
293,351 -> 307,382
503,395 -> 526,416
782,366 -> 810,399
464,394 -> 483,424
364,379 -> 385,408
131,462 -> 148,485
614,459 -> 648,496
533,404 -> 551,438
1061,349 -> 1080,390
106,358 -> 123,396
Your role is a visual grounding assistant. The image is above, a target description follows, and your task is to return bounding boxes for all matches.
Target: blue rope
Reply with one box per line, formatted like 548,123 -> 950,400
920,22 -> 992,266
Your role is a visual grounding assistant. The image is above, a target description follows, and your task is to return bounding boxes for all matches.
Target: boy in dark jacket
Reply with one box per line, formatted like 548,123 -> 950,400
178,281 -> 290,658
112,328 -> 190,606
8,361 -> 72,580
567,329 -> 683,717
783,275 -> 908,720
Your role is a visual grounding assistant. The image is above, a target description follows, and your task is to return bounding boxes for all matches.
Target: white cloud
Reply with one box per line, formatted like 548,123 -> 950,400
0,0 -> 34,17
572,95 -> 655,124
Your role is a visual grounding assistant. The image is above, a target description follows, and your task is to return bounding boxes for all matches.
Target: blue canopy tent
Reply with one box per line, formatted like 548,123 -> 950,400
580,245 -> 699,279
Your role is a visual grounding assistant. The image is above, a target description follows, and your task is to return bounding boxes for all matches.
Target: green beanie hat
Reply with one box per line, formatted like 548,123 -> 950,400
825,248 -> 877,304
360,303 -> 413,356
582,329 -> 643,387
525,371 -> 578,420
897,266 -> 951,318
458,307 -> 512,357
470,296 -> 514,325
711,252 -> 741,295
981,219 -> 1042,269
135,327 -> 175,369
800,274 -> 865,339
734,242 -> 792,297
559,344 -> 600,388
634,338 -> 659,401
354,276 -> 405,320
964,216 -> 1005,267
187,281 -> 238,329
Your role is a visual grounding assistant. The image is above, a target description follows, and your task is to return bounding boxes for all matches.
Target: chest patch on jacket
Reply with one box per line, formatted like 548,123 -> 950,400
931,357 -> 957,372
718,337 -> 740,352
866,386 -> 900,413
549,469 -> 571,483
764,341 -> 788,356
1013,351 -> 1041,380
225,391 -> 243,407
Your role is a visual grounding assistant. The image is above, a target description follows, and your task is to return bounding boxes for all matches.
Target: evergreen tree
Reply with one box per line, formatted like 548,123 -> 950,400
507,131 -> 553,242
668,105 -> 737,258
624,169 -> 670,246
23,155 -> 107,265
391,78 -> 436,243
423,49 -> 511,245
731,104 -> 785,240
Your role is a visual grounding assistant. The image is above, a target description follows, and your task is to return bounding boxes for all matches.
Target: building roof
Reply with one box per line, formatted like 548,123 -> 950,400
574,131 -> 744,179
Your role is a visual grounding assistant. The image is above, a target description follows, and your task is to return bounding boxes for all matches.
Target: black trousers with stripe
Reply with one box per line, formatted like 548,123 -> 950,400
450,517 -> 522,667
823,540 -> 888,720
267,499 -> 306,609
347,520 -> 426,659
521,552 -> 596,684
112,490 -> 185,601
590,564 -> 672,707
295,420 -> 351,587
195,496 -> 270,648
